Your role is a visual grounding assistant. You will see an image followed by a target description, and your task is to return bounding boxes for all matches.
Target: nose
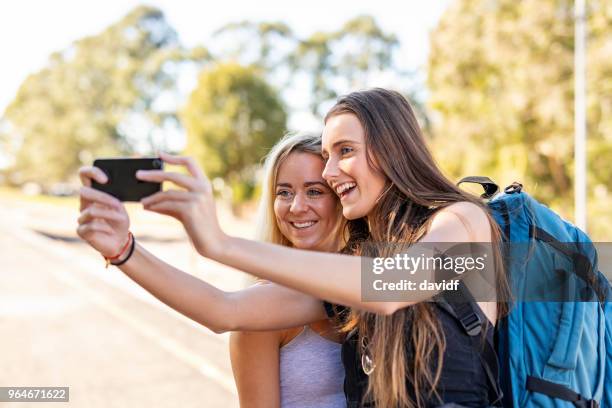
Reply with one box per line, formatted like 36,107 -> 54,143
290,192 -> 308,214
322,156 -> 339,184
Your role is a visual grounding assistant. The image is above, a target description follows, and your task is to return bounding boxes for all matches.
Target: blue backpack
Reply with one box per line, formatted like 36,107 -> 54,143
455,176 -> 612,408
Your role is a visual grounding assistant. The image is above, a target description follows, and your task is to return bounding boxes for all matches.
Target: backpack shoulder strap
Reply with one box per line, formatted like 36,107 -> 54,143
440,282 -> 503,406
526,376 -> 600,408
457,176 -> 500,199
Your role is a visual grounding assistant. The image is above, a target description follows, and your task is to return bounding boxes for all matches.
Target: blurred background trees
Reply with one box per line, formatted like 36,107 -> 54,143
428,0 -> 611,236
210,16 -> 405,118
0,7 -> 414,204
181,62 -> 287,205
1,6 -> 203,187
288,15 -> 400,117
0,1 -> 610,236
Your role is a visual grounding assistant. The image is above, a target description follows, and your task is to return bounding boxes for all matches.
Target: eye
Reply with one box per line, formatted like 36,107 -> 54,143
340,146 -> 353,155
276,190 -> 293,199
307,188 -> 323,197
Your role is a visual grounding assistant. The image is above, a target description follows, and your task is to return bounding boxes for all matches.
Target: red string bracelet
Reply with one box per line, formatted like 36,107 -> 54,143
104,232 -> 133,269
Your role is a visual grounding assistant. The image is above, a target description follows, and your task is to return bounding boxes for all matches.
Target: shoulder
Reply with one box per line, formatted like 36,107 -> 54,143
439,201 -> 490,226
426,201 -> 491,242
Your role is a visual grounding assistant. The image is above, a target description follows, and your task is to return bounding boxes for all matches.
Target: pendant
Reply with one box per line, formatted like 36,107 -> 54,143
361,352 -> 375,375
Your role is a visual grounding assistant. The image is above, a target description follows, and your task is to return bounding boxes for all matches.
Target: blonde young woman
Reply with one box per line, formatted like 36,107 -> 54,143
229,134 -> 345,408
77,133 -> 346,408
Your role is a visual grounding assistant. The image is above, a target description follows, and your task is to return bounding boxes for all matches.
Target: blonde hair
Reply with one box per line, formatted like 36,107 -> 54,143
255,132 -> 340,246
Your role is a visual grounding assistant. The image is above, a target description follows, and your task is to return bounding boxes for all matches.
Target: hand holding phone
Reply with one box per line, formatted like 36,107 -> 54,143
92,157 -> 163,202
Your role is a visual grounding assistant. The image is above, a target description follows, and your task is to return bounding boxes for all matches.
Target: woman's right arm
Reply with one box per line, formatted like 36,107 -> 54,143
77,166 -> 326,333
117,243 -> 327,332
119,242 -> 325,333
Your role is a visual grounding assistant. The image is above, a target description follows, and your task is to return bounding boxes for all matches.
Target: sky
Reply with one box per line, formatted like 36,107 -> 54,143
0,0 -> 451,116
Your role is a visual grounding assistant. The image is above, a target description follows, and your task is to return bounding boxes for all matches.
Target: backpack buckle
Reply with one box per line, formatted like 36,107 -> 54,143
459,312 -> 482,336
586,399 -> 599,408
577,399 -> 599,408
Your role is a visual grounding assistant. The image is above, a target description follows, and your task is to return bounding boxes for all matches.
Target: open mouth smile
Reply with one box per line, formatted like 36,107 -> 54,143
335,182 -> 356,199
290,220 -> 318,229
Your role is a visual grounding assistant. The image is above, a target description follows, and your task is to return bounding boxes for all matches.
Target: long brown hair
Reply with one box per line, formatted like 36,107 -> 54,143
325,88 -> 509,407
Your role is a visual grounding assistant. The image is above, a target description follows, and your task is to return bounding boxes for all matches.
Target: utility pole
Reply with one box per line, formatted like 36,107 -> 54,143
574,0 -> 587,231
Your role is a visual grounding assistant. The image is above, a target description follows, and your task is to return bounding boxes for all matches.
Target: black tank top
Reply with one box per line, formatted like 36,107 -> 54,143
326,302 -> 494,408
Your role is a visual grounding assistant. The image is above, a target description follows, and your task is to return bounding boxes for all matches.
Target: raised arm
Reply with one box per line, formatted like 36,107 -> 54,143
137,153 -> 492,316
77,166 -> 326,333
214,205 -> 488,316
116,242 -> 326,332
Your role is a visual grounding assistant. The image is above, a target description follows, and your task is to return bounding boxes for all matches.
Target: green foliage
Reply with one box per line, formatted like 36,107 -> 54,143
2,6 -> 200,186
290,15 -> 399,117
213,21 -> 295,71
428,0 -> 612,237
181,62 -> 287,201
332,15 -> 399,84
1,7 -> 424,205
215,15 -> 404,118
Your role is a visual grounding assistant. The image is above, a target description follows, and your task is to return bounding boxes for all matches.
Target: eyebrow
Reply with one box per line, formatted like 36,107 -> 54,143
322,138 -> 359,153
332,139 -> 358,148
276,181 -> 329,188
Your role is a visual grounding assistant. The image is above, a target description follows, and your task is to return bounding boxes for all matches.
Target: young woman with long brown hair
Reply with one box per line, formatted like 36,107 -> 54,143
79,88 -> 509,407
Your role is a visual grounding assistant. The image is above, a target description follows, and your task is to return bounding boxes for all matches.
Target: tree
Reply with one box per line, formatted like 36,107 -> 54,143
428,0 -> 612,237
290,15 -> 399,117
212,21 -> 296,72
181,62 -> 287,204
2,6 -> 204,187
214,16 -> 406,120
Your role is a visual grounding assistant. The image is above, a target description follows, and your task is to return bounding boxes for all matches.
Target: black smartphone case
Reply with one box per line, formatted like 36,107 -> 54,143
92,158 -> 163,202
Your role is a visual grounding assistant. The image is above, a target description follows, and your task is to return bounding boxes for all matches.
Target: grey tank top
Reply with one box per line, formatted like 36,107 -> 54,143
279,325 -> 346,408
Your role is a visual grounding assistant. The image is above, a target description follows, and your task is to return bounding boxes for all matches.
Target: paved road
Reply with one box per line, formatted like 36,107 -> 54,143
0,197 -> 254,407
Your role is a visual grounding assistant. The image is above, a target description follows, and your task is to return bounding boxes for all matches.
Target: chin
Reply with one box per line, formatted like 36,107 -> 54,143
292,239 -> 316,250
342,206 -> 365,220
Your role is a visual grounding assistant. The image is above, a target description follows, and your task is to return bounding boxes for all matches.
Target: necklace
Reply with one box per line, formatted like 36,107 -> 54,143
360,335 -> 376,375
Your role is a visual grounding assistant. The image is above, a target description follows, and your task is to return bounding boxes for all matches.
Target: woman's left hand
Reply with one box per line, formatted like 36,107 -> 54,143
136,152 -> 227,258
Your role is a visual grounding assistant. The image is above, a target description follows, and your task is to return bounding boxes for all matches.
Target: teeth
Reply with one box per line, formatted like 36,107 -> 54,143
335,182 -> 356,195
292,221 -> 316,229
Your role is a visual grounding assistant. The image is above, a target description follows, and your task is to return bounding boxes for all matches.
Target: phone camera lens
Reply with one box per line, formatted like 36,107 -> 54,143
153,159 -> 162,168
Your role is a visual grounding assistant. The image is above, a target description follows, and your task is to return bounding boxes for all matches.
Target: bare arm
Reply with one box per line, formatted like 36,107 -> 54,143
116,243 -> 326,333
229,330 -> 283,408
136,154 -> 493,316
77,166 -> 326,333
213,205 -> 487,315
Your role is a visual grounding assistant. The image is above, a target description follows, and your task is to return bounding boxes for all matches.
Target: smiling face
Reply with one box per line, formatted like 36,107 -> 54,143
322,113 -> 387,220
273,151 -> 341,251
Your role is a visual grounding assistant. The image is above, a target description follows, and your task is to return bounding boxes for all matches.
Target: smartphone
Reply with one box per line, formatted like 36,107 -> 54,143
92,157 -> 163,202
